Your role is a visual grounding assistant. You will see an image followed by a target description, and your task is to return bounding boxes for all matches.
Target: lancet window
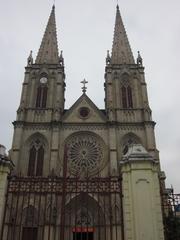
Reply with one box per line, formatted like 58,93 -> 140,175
36,76 -> 48,108
121,73 -> 133,108
28,139 -> 44,176
121,86 -> 133,108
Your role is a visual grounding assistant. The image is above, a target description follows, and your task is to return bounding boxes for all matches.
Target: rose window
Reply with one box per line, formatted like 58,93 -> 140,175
66,133 -> 105,175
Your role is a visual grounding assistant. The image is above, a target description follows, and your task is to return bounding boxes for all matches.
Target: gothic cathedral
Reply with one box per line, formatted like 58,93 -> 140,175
0,5 -> 165,240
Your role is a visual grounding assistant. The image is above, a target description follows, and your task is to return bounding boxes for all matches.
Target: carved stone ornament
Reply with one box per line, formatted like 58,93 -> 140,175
66,132 -> 106,176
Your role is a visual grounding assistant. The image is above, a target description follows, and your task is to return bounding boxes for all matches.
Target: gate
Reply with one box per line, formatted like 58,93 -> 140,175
1,176 -> 123,240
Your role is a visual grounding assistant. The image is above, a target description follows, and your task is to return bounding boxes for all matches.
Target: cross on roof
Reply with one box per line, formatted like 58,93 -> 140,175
81,79 -> 88,94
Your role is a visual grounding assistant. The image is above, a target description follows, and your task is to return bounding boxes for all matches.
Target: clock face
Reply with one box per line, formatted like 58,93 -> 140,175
40,77 -> 48,84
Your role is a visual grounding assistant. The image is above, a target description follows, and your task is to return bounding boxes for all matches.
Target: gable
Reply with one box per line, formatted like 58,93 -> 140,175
62,94 -> 107,123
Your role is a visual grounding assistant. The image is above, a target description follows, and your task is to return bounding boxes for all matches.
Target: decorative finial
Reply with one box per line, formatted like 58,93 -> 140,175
59,50 -> 64,66
137,51 -> 143,66
27,50 -> 33,66
116,0 -> 119,9
106,50 -> 111,65
81,79 -> 88,94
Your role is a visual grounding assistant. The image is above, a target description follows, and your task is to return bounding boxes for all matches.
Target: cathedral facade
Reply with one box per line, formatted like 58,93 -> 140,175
0,5 -> 165,240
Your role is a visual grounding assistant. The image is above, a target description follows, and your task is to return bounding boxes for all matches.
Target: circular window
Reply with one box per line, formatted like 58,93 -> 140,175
66,132 -> 106,176
79,107 -> 90,118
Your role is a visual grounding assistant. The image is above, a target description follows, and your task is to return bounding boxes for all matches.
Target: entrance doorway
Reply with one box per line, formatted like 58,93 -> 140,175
73,232 -> 93,240
22,227 -> 38,240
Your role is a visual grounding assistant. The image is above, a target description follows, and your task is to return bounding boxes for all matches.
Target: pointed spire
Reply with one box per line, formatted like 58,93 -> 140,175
111,5 -> 135,64
36,5 -> 59,64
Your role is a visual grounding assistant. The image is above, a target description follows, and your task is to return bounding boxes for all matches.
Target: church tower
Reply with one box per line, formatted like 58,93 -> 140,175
105,5 -> 157,161
0,4 -> 165,240
11,6 -> 65,176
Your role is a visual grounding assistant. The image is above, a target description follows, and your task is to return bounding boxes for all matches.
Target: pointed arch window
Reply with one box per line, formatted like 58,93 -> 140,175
121,85 -> 133,108
36,84 -> 48,108
28,140 -> 44,176
127,86 -> 133,108
122,86 -> 127,108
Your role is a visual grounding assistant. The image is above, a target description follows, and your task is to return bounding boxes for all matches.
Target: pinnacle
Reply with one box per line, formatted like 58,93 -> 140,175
35,5 -> 59,64
111,5 -> 135,64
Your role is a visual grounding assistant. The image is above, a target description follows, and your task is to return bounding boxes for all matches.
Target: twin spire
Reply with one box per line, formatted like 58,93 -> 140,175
36,5 -> 59,64
35,4 -> 134,65
111,5 -> 135,64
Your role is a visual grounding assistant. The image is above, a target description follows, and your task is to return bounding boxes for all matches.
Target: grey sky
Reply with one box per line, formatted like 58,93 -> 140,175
0,0 -> 180,192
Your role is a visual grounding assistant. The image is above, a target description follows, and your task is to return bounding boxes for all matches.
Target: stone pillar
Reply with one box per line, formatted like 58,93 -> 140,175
120,144 -> 164,240
109,126 -> 118,176
0,145 -> 13,235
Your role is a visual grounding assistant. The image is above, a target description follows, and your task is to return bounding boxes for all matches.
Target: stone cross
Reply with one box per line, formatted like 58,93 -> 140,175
81,79 -> 88,94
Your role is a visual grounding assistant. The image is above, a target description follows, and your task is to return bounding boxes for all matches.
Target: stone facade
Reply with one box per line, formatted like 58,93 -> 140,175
121,145 -> 164,240
0,4 -> 165,240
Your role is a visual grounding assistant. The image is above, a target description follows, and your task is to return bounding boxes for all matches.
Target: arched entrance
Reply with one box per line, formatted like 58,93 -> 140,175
1,176 -> 123,240
63,193 -> 105,240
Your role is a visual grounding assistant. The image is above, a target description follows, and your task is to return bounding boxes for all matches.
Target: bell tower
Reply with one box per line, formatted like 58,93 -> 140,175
11,6 -> 65,175
105,5 -> 151,121
105,5 -> 157,159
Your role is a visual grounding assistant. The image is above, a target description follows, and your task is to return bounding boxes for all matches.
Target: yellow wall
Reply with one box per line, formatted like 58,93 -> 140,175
0,164 -> 11,235
121,160 -> 164,240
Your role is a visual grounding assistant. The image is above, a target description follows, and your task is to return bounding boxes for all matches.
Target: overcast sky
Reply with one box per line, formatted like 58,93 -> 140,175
0,0 -> 179,192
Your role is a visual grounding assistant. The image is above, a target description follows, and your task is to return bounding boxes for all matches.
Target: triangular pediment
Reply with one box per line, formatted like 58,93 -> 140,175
62,94 -> 107,123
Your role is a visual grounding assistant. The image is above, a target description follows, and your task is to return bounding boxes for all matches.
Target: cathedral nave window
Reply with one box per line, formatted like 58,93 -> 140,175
28,140 -> 44,176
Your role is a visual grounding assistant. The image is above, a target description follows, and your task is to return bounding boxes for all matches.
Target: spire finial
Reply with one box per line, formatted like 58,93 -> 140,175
137,51 -> 143,66
59,50 -> 64,66
81,79 -> 88,94
27,50 -> 33,66
116,0 -> 119,7
106,50 -> 111,65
